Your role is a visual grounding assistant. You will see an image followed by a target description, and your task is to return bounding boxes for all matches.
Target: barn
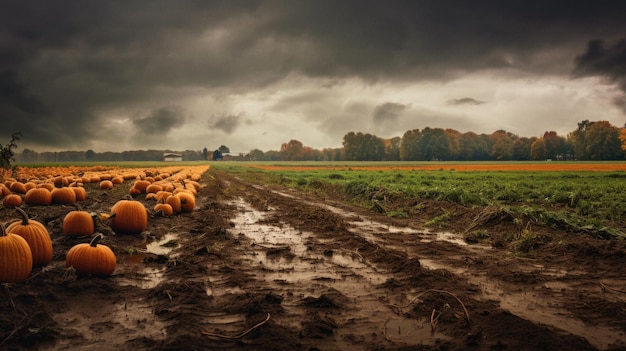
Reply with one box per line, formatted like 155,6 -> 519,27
163,153 -> 183,162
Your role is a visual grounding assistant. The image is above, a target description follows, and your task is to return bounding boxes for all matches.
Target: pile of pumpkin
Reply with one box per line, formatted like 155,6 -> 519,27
0,205 -> 132,283
0,164 -> 209,283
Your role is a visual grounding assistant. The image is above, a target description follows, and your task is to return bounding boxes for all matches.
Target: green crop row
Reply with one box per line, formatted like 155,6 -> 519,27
212,162 -> 626,240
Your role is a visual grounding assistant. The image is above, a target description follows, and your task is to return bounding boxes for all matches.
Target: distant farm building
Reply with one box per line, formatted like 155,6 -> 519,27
163,153 -> 183,162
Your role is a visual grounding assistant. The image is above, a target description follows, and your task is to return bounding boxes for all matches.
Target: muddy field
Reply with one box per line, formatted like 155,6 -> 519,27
1,168 -> 625,350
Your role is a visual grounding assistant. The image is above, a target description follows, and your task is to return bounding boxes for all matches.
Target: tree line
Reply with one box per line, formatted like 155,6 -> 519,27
11,119 -> 626,163
255,119 -> 626,162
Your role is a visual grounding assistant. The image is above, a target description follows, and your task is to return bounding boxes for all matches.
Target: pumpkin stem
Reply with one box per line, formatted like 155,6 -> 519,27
90,233 -> 105,247
0,223 -> 6,237
15,207 -> 30,225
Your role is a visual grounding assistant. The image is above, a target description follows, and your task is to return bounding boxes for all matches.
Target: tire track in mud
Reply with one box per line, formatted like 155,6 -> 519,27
223,175 -> 625,350
224,196 -> 445,349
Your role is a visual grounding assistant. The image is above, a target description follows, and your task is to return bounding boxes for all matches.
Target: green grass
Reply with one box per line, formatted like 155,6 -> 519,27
211,161 -> 626,239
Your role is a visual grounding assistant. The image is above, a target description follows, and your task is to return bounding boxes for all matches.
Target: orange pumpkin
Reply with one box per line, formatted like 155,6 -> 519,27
3,194 -> 22,207
165,194 -> 182,213
72,187 -> 88,201
176,192 -> 196,213
9,182 -> 28,194
109,199 -> 148,235
66,234 -> 116,277
0,223 -> 33,283
37,183 -> 55,191
99,180 -> 113,190
132,180 -> 151,194
154,203 -> 174,216
63,210 -> 95,237
51,187 -> 77,204
24,188 -> 52,206
6,208 -> 53,268
111,176 -> 124,185
0,184 -> 10,198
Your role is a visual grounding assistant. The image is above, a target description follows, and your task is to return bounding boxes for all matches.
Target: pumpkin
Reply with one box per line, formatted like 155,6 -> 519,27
154,203 -> 174,216
0,184 -> 10,198
9,182 -> 28,194
132,180 -> 151,194
24,187 -> 52,206
165,194 -> 182,213
6,208 -> 52,268
66,234 -> 116,277
111,176 -> 124,185
176,192 -> 196,213
0,223 -> 33,283
37,182 -> 55,191
99,180 -> 113,190
3,194 -> 22,207
109,199 -> 148,235
63,210 -> 95,237
145,184 -> 163,194
51,187 -> 77,204
72,187 -> 88,201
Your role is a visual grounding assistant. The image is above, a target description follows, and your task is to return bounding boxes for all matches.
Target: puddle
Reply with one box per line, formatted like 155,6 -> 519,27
47,295 -> 167,350
257,187 -> 624,350
419,259 -> 622,350
270,187 -> 488,249
228,197 -> 448,346
145,233 -> 181,256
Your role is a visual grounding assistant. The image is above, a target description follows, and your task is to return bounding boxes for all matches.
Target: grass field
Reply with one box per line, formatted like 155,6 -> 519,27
210,161 -> 626,239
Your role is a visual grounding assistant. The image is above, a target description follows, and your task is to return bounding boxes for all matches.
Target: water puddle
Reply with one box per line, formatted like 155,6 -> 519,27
254,186 -> 624,349
145,233 -> 181,256
419,259 -> 622,350
228,197 -> 449,346
47,295 -> 167,350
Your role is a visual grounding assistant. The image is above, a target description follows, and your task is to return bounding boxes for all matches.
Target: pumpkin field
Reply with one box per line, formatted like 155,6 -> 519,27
0,161 -> 625,350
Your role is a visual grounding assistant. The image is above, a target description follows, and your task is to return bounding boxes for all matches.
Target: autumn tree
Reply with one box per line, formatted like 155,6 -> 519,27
400,129 -> 422,160
584,121 -> 622,160
619,128 -> 626,151
512,137 -> 536,160
489,130 -> 516,160
280,139 -> 313,161
342,132 -> 385,161
383,137 -> 401,161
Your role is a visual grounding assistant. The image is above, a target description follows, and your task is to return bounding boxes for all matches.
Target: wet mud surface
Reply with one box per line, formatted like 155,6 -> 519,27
1,169 -> 625,350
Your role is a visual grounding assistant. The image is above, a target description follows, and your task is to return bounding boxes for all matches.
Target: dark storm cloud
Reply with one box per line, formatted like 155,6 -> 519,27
209,115 -> 241,134
133,107 -> 185,135
573,39 -> 626,85
2,0 -> 626,150
373,102 -> 408,123
447,98 -> 486,106
573,39 -> 626,112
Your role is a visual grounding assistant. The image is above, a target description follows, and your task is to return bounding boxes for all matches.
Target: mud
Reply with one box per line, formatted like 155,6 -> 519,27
0,168 -> 625,350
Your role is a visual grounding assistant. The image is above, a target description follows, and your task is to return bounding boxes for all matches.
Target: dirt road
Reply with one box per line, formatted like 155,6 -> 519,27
1,169 -> 625,350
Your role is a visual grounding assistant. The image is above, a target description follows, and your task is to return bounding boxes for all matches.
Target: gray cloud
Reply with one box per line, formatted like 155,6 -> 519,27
210,115 -> 241,134
447,98 -> 486,106
573,39 -> 626,85
133,107 -> 185,135
373,102 -> 408,124
1,1 -> 625,151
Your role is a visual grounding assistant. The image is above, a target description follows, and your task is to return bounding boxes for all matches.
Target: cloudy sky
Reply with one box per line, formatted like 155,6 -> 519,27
1,1 -> 625,153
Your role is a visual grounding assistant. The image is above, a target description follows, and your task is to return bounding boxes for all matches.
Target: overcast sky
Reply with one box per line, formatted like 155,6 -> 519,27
1,1 -> 625,153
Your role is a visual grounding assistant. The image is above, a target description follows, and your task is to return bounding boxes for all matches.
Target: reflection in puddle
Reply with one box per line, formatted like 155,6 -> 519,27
260,188 -> 625,350
228,197 -> 446,347
146,233 -> 181,256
